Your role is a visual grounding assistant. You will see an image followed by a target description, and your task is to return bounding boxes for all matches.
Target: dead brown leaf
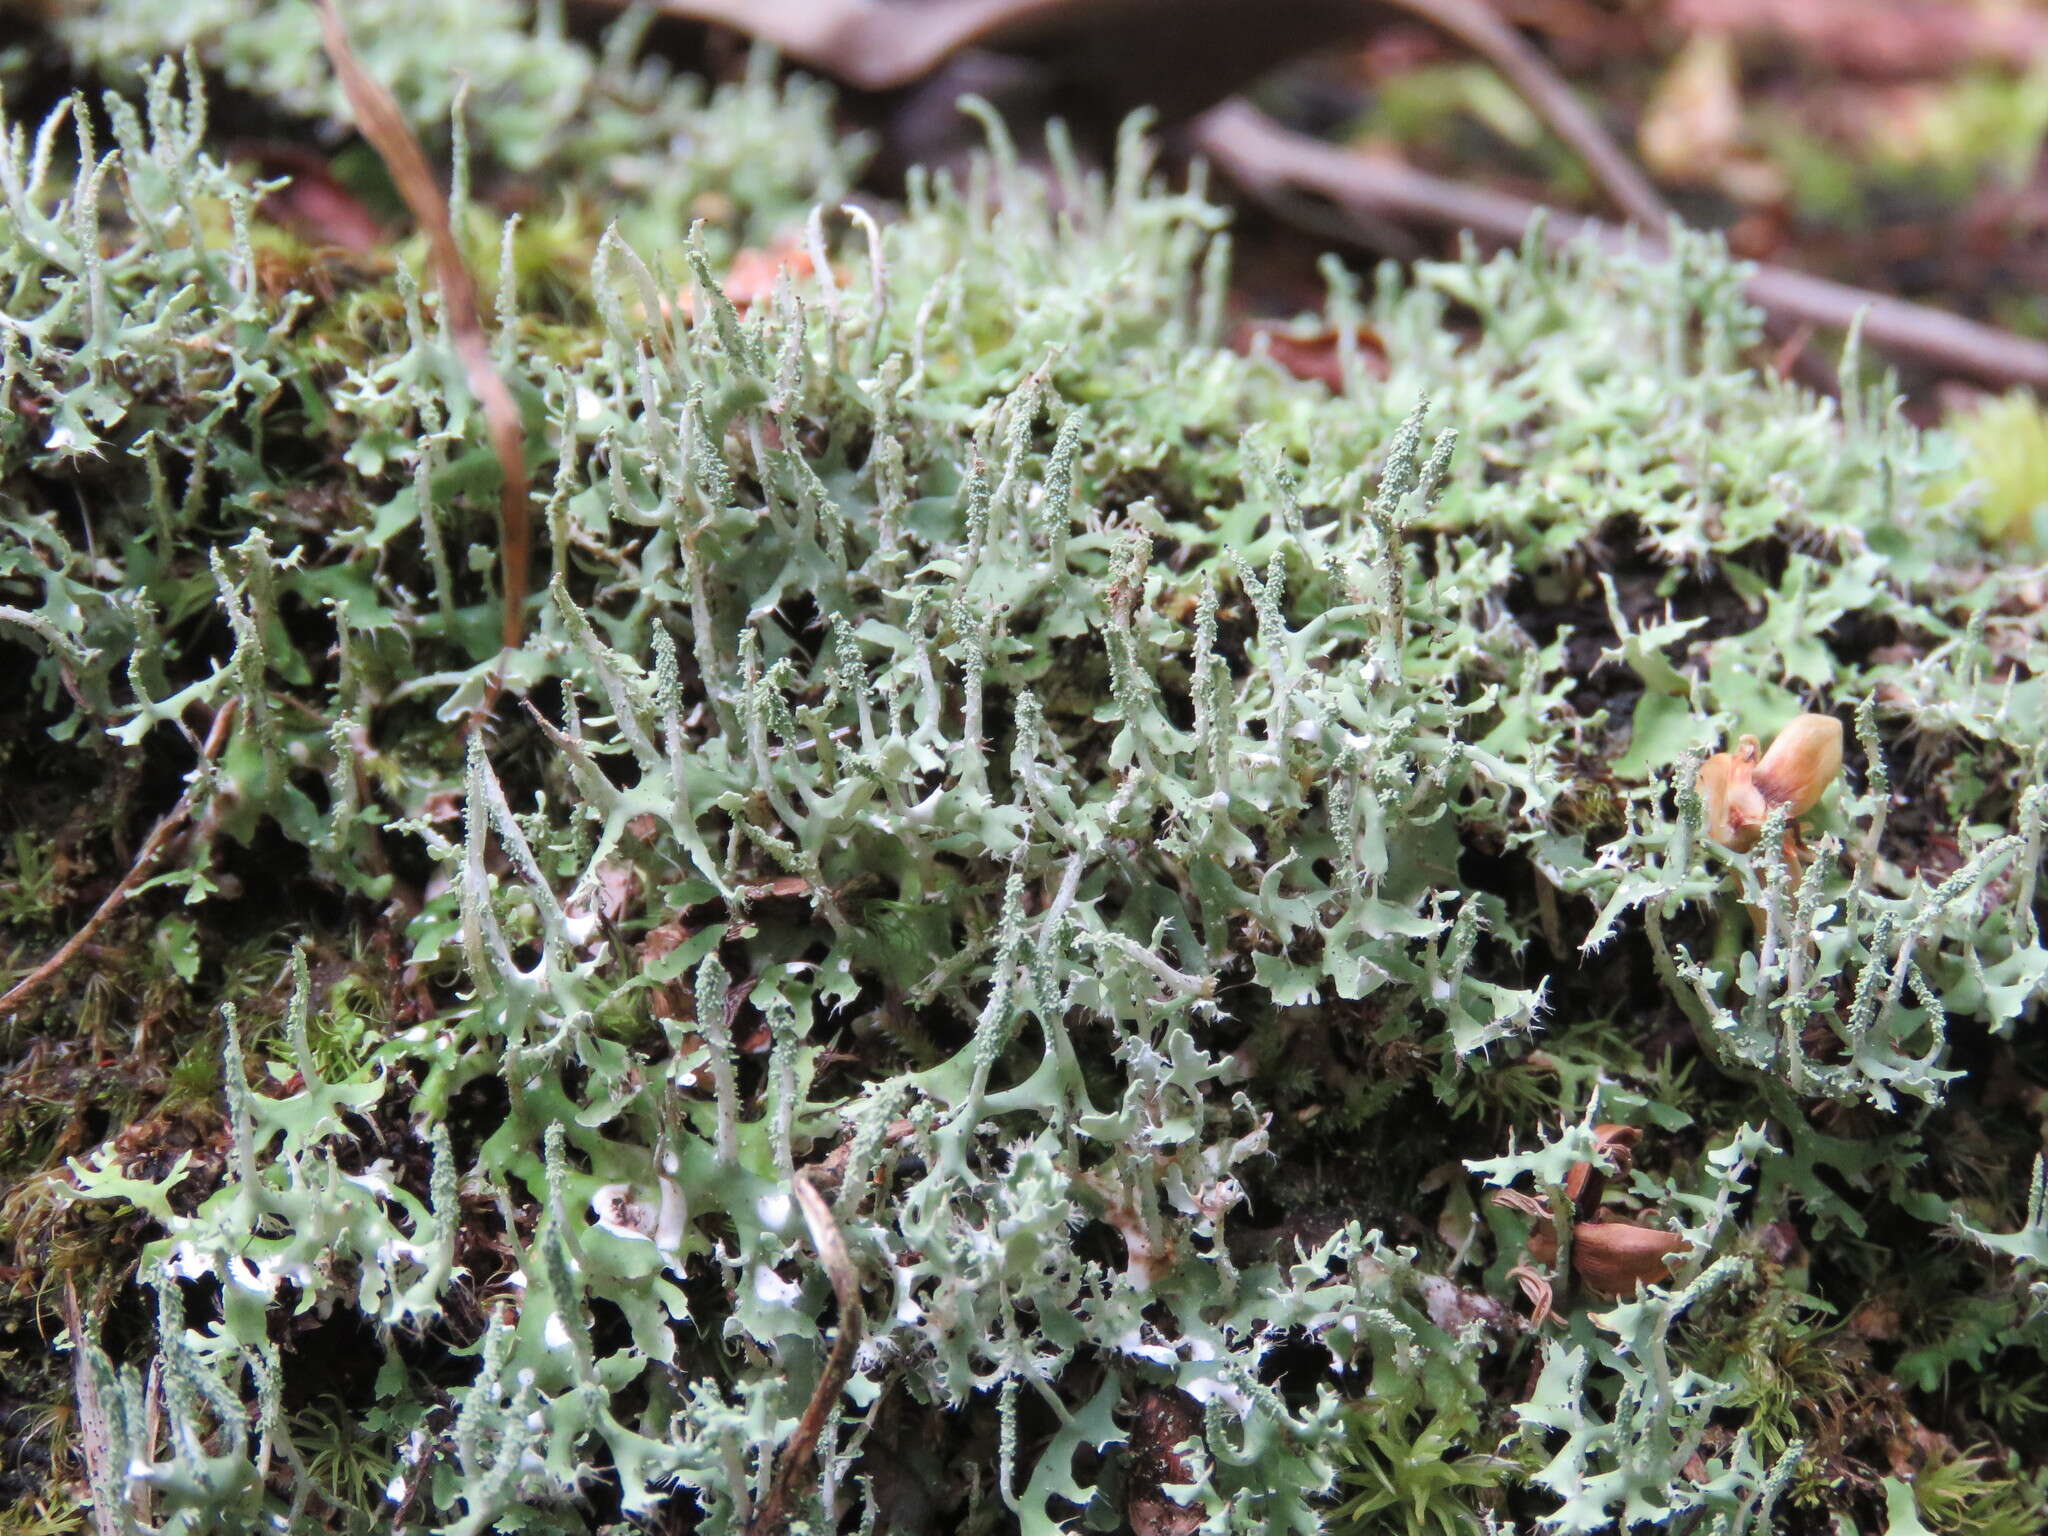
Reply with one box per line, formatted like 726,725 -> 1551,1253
1848,1298 -> 1902,1341
1230,318 -> 1389,389
234,140 -> 387,252
1639,31 -> 1740,181
1638,31 -> 1786,204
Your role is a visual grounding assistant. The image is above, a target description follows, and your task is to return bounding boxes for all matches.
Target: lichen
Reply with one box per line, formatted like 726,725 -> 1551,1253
2,13 -> 2046,1535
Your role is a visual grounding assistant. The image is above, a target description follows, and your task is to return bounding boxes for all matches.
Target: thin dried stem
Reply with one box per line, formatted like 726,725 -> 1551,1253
748,1170 -> 864,1536
1,700 -> 237,1018
316,0 -> 531,664
61,1281 -> 122,1536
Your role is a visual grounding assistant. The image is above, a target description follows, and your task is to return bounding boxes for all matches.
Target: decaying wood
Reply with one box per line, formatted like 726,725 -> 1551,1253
1194,99 -> 2048,390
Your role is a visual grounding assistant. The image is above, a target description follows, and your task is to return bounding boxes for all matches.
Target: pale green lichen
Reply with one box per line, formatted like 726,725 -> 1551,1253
2,14 -> 2046,1536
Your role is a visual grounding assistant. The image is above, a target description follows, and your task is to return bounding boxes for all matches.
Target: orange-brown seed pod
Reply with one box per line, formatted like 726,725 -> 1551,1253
1698,714 -> 1843,853
1750,713 -> 1844,819
1697,742 -> 1767,851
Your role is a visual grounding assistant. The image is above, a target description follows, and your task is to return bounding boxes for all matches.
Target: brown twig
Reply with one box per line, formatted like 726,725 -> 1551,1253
316,0 -> 531,664
642,0 -> 1669,227
62,1280 -> 123,1536
0,700 -> 237,1019
1193,99 -> 2048,391
747,1171 -> 864,1536
1387,0 -> 1667,228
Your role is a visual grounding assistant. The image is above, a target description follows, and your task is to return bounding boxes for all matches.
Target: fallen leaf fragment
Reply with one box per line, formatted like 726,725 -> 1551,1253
1128,1389 -> 1205,1536
1638,31 -> 1744,187
1669,0 -> 2048,78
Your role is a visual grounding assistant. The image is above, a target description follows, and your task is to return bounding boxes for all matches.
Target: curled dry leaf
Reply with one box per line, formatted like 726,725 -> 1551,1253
1508,1261 -> 1555,1329
1697,712 -> 1844,852
1492,1187 -> 1566,1289
1491,1187 -> 1550,1222
1488,1124 -> 1688,1325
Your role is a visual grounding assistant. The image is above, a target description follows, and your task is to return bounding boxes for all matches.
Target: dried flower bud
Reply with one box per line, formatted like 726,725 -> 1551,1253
1698,713 -> 1842,851
1570,1220 -> 1691,1297
1751,712 -> 1844,818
